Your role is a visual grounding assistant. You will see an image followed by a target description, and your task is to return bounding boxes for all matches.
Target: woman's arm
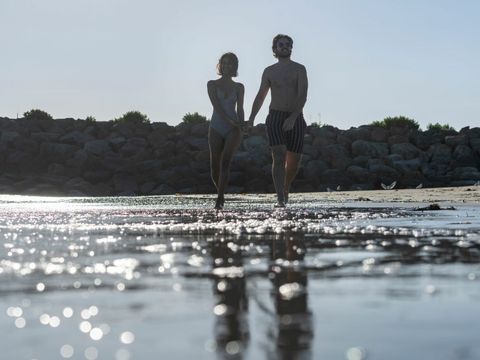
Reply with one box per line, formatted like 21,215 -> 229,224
207,80 -> 237,125
236,83 -> 245,124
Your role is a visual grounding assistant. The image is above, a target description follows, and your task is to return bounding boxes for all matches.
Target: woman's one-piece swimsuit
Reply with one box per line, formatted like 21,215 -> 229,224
210,86 -> 238,138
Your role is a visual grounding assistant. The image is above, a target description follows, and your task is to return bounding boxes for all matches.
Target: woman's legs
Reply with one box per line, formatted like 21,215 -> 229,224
216,127 -> 242,208
209,127 -> 224,192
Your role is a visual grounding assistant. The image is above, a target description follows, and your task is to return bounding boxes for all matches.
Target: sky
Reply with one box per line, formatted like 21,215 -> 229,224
1,0 -> 479,130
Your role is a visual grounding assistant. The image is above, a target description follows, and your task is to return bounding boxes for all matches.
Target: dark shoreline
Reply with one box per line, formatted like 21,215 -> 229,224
1,116 -> 479,196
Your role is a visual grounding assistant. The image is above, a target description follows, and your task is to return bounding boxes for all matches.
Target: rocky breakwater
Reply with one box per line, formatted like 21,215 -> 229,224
0,116 -> 479,196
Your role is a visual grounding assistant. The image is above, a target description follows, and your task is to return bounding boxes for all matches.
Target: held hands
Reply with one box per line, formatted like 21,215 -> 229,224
238,119 -> 254,133
282,115 -> 296,131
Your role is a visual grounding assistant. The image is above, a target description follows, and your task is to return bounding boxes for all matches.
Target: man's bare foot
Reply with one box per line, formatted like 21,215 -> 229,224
274,201 -> 286,208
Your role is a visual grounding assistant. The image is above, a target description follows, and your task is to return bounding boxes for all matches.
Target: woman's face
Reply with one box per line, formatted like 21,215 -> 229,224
220,56 -> 236,77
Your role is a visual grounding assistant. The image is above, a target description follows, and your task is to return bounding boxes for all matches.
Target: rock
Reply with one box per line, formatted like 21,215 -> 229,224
390,143 -> 422,160
346,165 -> 372,183
351,156 -> 370,167
320,169 -> 350,186
137,159 -> 165,172
60,131 -> 94,145
243,135 -> 268,152
303,144 -> 319,158
445,135 -> 467,147
83,170 -> 111,183
388,134 -> 409,145
370,127 -> 388,142
185,137 -> 208,150
452,145 -> 477,166
40,143 -> 78,162
392,158 -> 422,173
108,136 -> 127,151
469,138 -> 480,155
64,177 -> 95,195
84,139 -> 111,156
303,160 -> 329,180
30,132 -> 61,142
368,164 -> 399,185
321,144 -> 352,170
351,140 -> 388,158
140,181 -> 157,195
120,137 -> 147,157
412,131 -> 442,150
66,149 -> 88,168
150,183 -> 176,195
344,127 -> 371,141
195,150 -> 211,163
190,122 -> 209,137
451,167 -> 480,180
113,174 -> 139,195
398,171 -> 427,188
427,144 -> 452,163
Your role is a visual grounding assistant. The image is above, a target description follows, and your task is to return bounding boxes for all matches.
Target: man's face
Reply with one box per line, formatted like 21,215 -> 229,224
275,37 -> 292,58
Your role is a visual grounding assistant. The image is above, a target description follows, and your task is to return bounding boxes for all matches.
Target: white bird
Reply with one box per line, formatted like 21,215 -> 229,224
336,185 -> 342,191
475,181 -> 480,186
381,181 -> 397,190
416,183 -> 423,189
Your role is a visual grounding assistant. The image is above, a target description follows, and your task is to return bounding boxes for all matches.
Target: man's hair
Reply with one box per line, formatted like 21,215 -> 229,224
216,52 -> 239,77
272,34 -> 293,58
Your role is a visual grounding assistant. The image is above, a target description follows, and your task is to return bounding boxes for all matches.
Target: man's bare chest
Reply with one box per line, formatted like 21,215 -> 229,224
269,68 -> 298,89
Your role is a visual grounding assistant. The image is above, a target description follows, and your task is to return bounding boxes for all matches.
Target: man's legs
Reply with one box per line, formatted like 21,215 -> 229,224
271,145 -> 287,206
284,151 -> 302,203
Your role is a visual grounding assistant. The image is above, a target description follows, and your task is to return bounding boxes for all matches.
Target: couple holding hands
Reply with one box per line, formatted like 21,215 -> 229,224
207,34 -> 308,209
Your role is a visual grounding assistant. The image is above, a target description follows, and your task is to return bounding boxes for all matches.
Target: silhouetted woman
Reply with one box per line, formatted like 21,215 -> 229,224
207,52 -> 245,209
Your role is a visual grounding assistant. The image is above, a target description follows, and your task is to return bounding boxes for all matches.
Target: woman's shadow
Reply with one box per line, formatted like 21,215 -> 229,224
210,239 -> 249,358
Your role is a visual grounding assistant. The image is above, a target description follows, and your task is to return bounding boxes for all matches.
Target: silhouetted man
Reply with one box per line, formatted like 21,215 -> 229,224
248,34 -> 308,207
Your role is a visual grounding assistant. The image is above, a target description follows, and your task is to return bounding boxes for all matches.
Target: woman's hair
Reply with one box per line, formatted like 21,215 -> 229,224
272,34 -> 293,57
216,52 -> 239,77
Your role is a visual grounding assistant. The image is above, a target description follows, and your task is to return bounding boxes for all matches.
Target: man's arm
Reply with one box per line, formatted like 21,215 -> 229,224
282,65 -> 308,131
248,69 -> 270,125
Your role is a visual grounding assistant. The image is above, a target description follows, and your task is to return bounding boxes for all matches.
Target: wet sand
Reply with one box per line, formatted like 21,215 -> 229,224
292,185 -> 480,204
0,189 -> 479,360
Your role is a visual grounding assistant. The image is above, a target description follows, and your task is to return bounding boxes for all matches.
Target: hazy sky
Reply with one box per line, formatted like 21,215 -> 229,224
1,0 -> 478,129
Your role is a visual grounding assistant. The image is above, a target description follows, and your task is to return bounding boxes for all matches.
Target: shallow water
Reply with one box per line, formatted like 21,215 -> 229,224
1,194 -> 479,360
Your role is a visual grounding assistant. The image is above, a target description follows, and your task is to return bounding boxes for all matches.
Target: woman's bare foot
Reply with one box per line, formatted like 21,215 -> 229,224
215,195 -> 225,210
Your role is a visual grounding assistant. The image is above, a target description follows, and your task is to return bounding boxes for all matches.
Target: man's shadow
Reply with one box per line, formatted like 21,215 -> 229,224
268,233 -> 313,359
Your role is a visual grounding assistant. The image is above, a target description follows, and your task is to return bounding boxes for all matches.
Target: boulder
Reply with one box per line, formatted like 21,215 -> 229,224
370,127 -> 388,142
390,143 -> 422,160
321,144 -> 352,170
351,140 -> 388,158
120,137 -> 147,157
427,144 -> 452,163
445,135 -> 467,147
392,158 -> 422,173
303,160 -> 329,180
84,139 -> 111,156
346,165 -> 372,183
60,131 -> 94,145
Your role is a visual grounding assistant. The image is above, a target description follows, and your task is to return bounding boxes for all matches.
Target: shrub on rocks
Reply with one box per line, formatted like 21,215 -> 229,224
113,111 -> 150,125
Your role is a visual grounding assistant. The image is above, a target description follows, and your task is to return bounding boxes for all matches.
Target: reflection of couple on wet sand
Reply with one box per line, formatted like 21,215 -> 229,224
207,34 -> 308,209
210,235 -> 312,358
